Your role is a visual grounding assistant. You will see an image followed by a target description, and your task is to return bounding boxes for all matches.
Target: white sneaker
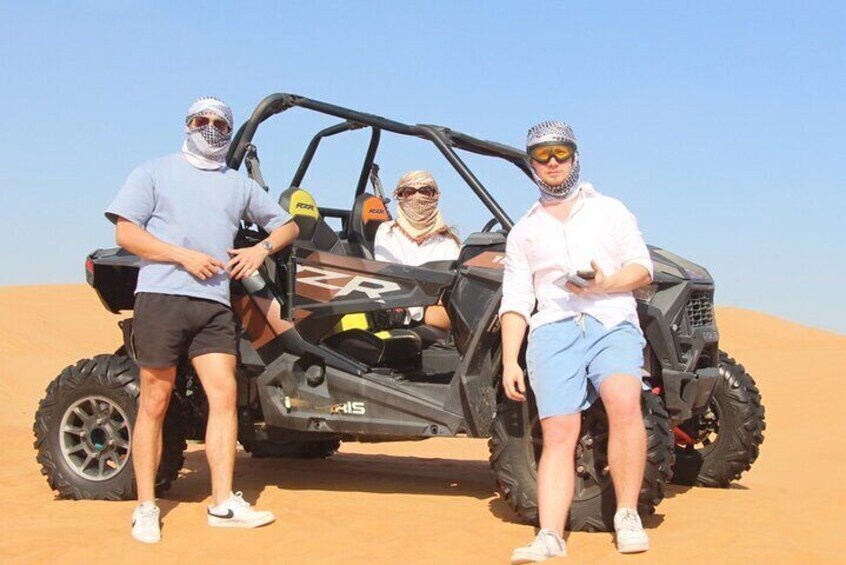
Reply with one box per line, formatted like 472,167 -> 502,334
614,508 -> 649,553
511,528 -> 567,564
207,491 -> 276,528
131,502 -> 161,543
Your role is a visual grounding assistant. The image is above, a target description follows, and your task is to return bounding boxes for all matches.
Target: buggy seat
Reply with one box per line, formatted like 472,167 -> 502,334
278,187 -> 344,253
347,192 -> 390,259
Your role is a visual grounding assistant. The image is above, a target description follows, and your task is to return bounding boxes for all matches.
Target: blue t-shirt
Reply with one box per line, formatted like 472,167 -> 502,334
105,153 -> 291,306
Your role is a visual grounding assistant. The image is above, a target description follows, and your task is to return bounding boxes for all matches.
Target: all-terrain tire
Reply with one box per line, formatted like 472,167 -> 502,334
489,390 -> 674,532
672,352 -> 765,487
241,438 -> 341,459
33,354 -> 186,500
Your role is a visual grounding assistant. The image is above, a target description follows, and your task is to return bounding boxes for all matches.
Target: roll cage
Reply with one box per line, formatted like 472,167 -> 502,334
226,93 -> 532,232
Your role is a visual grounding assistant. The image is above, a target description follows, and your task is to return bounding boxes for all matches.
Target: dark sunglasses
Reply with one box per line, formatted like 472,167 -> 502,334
396,185 -> 437,198
529,144 -> 574,164
189,115 -> 231,134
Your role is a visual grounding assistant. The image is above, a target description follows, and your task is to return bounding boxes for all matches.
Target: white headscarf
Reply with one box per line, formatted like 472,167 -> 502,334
181,97 -> 234,170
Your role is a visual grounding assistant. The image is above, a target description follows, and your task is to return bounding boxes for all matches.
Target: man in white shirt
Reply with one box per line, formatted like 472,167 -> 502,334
500,121 -> 653,562
374,170 -> 460,329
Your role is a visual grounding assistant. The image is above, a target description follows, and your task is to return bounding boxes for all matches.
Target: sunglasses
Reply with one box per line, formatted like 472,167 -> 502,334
189,115 -> 231,134
396,185 -> 437,198
529,144 -> 574,164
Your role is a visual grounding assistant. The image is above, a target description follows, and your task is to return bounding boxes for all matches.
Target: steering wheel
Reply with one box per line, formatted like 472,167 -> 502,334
482,217 -> 502,233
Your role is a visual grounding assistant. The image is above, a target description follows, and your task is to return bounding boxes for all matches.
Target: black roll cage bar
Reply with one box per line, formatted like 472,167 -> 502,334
226,93 -> 532,231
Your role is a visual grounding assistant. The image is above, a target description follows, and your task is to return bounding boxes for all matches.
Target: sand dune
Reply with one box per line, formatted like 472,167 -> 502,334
1,285 -> 843,563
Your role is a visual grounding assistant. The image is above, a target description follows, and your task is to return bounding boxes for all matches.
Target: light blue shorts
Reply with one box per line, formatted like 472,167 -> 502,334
526,314 -> 646,419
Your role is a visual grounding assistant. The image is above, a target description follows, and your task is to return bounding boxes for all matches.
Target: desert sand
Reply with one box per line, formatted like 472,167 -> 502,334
1,284 -> 844,564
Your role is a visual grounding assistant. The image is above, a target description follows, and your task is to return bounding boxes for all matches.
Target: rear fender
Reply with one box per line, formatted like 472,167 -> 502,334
87,248 -> 139,313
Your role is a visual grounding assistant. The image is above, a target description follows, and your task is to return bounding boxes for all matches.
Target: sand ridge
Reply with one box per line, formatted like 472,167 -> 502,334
1,284 -> 844,563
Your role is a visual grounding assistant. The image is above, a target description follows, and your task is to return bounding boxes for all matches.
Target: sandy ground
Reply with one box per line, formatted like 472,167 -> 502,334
1,284 -> 844,564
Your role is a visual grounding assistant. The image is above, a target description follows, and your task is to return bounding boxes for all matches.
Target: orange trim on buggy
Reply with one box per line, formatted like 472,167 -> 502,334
361,195 -> 388,224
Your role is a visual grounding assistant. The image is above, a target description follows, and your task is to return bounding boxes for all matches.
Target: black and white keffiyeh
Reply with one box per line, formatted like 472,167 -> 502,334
526,120 -> 581,201
182,97 -> 234,170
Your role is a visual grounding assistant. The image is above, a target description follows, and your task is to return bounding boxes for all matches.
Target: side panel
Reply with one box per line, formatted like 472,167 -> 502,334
255,353 -> 466,439
448,233 -> 506,354
293,248 -> 455,317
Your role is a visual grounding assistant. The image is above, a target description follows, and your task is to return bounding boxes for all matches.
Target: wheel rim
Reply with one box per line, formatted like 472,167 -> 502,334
678,374 -> 725,456
59,395 -> 131,482
572,407 -> 611,502
681,397 -> 721,456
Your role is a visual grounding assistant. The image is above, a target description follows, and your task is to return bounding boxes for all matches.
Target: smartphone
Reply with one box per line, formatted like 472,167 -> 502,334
555,269 -> 597,289
565,273 -> 591,288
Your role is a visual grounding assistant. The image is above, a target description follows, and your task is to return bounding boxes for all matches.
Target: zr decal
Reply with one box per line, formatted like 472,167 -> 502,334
298,265 -> 401,299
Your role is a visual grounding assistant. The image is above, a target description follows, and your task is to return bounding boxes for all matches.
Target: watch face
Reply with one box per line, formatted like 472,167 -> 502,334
262,241 -> 272,251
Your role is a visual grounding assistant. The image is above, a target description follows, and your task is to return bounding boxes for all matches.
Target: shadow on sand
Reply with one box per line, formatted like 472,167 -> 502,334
167,448 -> 499,506
160,446 -> 733,530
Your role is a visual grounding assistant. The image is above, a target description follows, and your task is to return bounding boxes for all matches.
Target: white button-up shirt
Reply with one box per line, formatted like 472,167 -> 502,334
499,183 -> 653,333
374,221 -> 461,321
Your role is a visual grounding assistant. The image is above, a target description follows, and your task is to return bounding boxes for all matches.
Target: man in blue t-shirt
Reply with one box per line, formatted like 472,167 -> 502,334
106,97 -> 299,543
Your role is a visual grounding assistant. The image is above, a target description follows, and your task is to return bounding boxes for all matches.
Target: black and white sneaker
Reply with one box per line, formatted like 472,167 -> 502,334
511,529 -> 567,563
131,502 -> 161,543
207,491 -> 276,528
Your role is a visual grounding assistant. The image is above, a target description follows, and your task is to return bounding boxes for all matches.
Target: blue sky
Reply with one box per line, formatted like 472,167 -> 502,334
1,2 -> 843,334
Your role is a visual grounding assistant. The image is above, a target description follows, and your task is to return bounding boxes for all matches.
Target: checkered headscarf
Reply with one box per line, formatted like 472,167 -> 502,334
182,97 -> 234,170
526,120 -> 581,200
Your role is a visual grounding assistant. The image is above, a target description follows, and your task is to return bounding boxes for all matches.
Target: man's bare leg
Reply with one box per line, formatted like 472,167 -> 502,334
537,413 -> 582,536
192,352 -> 237,505
133,366 -> 176,503
599,374 -> 646,509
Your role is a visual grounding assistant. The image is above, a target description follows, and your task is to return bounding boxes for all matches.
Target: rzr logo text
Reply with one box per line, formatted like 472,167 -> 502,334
297,266 -> 401,299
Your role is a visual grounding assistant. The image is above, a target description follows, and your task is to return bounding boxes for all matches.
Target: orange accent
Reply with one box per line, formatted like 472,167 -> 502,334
362,196 -> 388,223
233,294 -> 295,348
462,251 -> 506,269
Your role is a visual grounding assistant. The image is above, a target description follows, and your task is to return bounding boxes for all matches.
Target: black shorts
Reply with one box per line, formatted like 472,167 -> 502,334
132,292 -> 237,368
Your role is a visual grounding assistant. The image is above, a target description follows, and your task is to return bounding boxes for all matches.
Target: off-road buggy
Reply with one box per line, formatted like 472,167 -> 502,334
33,93 -> 765,531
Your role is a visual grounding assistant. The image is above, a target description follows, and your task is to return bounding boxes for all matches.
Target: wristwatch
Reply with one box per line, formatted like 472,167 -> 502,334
261,241 -> 272,253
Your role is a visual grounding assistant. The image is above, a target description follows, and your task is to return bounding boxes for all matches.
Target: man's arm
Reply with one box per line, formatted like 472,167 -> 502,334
499,230 -> 534,402
115,218 -> 224,280
501,312 -> 529,402
226,220 -> 300,280
603,262 -> 652,292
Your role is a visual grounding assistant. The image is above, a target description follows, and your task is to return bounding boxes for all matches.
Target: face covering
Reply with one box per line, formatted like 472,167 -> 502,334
392,170 -> 454,243
526,120 -> 581,201
181,97 -> 234,170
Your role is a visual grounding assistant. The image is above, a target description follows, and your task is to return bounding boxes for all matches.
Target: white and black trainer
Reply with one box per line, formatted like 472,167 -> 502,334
207,491 -> 276,528
131,502 -> 161,543
511,528 -> 567,564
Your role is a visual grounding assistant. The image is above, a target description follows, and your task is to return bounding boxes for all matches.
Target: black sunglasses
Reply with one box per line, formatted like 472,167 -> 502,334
396,185 -> 437,198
